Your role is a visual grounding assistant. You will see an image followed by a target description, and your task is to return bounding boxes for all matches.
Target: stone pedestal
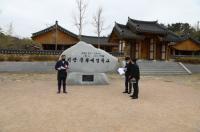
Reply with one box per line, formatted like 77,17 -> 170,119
67,72 -> 109,85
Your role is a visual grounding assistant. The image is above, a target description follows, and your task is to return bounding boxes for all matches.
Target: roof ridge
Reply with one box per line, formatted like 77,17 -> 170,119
32,25 -> 54,36
115,22 -> 127,27
57,24 -> 78,38
128,17 -> 158,24
81,35 -> 107,38
180,36 -> 200,44
32,22 -> 78,38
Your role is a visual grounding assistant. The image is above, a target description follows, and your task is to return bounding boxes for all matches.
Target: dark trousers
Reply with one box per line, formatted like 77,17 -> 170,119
125,75 -> 132,93
131,80 -> 139,97
58,76 -> 67,92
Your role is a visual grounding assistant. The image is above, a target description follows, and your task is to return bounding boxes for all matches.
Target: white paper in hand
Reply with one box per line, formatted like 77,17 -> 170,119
118,68 -> 125,75
60,66 -> 66,70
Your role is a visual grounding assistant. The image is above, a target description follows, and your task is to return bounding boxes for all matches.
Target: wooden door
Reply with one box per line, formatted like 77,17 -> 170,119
141,40 -> 148,59
161,44 -> 166,60
149,43 -> 154,60
156,44 -> 162,60
135,43 -> 139,59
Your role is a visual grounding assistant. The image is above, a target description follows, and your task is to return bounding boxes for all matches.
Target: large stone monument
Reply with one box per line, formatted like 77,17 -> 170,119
60,41 -> 118,85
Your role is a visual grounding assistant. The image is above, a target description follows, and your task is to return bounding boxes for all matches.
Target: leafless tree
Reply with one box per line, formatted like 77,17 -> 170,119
92,7 -> 107,49
7,22 -> 14,36
0,10 -> 2,33
0,25 -> 2,33
73,0 -> 88,40
197,21 -> 200,31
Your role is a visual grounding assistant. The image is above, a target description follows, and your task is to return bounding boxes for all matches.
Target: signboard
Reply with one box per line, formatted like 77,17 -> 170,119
82,75 -> 94,82
61,41 -> 118,73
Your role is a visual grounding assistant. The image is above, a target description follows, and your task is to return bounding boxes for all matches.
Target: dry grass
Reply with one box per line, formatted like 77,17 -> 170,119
28,55 -> 59,61
0,56 -> 6,61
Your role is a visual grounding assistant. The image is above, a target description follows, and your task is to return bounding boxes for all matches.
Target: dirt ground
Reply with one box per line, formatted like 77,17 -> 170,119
0,73 -> 200,132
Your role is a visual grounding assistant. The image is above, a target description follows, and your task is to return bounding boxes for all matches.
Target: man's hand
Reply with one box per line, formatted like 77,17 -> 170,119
64,65 -> 68,69
128,76 -> 133,80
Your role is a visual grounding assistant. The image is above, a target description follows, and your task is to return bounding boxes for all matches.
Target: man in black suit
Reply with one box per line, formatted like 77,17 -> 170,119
55,55 -> 69,94
123,56 -> 132,94
129,59 -> 140,99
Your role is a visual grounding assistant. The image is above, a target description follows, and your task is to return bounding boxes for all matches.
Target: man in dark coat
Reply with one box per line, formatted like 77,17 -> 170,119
55,55 -> 69,94
123,56 -> 132,94
129,59 -> 140,99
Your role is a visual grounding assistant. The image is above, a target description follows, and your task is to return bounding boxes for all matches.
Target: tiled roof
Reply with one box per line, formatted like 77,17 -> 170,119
164,31 -> 182,42
179,35 -> 200,45
31,21 -> 116,46
110,17 -> 181,42
81,35 -> 117,46
32,22 -> 78,39
114,22 -> 144,39
127,17 -> 168,35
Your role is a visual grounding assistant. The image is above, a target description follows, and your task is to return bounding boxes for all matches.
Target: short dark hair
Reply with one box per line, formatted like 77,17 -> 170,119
132,59 -> 137,63
125,56 -> 130,61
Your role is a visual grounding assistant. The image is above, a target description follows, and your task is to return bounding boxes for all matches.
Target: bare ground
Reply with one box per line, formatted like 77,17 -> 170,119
0,73 -> 200,132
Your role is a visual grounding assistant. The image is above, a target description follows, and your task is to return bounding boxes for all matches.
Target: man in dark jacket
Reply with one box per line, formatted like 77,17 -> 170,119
55,55 -> 69,94
123,56 -> 132,94
129,59 -> 140,99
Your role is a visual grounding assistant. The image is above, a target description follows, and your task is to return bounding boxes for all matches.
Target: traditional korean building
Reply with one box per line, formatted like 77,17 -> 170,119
32,21 -> 78,50
109,17 -> 181,60
169,36 -> 200,56
31,21 -> 118,52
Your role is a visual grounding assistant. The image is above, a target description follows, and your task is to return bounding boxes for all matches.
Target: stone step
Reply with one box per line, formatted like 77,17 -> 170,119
141,73 -> 188,75
135,61 -> 189,75
141,70 -> 185,73
141,68 -> 184,69
184,64 -> 200,73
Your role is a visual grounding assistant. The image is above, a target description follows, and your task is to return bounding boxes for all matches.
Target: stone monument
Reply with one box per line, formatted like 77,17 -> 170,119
60,41 -> 118,85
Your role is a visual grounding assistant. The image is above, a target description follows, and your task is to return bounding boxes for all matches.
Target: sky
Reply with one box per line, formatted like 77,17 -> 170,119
0,0 -> 200,38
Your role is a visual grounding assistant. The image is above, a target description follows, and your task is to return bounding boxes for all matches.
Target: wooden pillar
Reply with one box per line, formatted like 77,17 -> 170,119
192,51 -> 195,56
165,43 -> 168,60
118,40 -> 122,53
130,43 -> 133,59
173,49 -> 175,56
138,41 -> 142,59
153,43 -> 156,60
166,43 -> 169,60
131,40 -> 137,59
129,41 -> 133,58
122,40 -> 126,53
150,39 -> 156,60
135,42 -> 139,59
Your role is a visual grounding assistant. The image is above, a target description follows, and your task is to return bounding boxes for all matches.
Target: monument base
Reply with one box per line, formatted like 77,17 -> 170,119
67,72 -> 109,85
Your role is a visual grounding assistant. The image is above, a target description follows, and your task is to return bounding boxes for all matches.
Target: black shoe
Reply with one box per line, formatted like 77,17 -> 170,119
123,91 -> 128,93
128,92 -> 132,94
57,91 -> 61,94
63,91 -> 67,94
130,95 -> 134,97
132,96 -> 138,99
